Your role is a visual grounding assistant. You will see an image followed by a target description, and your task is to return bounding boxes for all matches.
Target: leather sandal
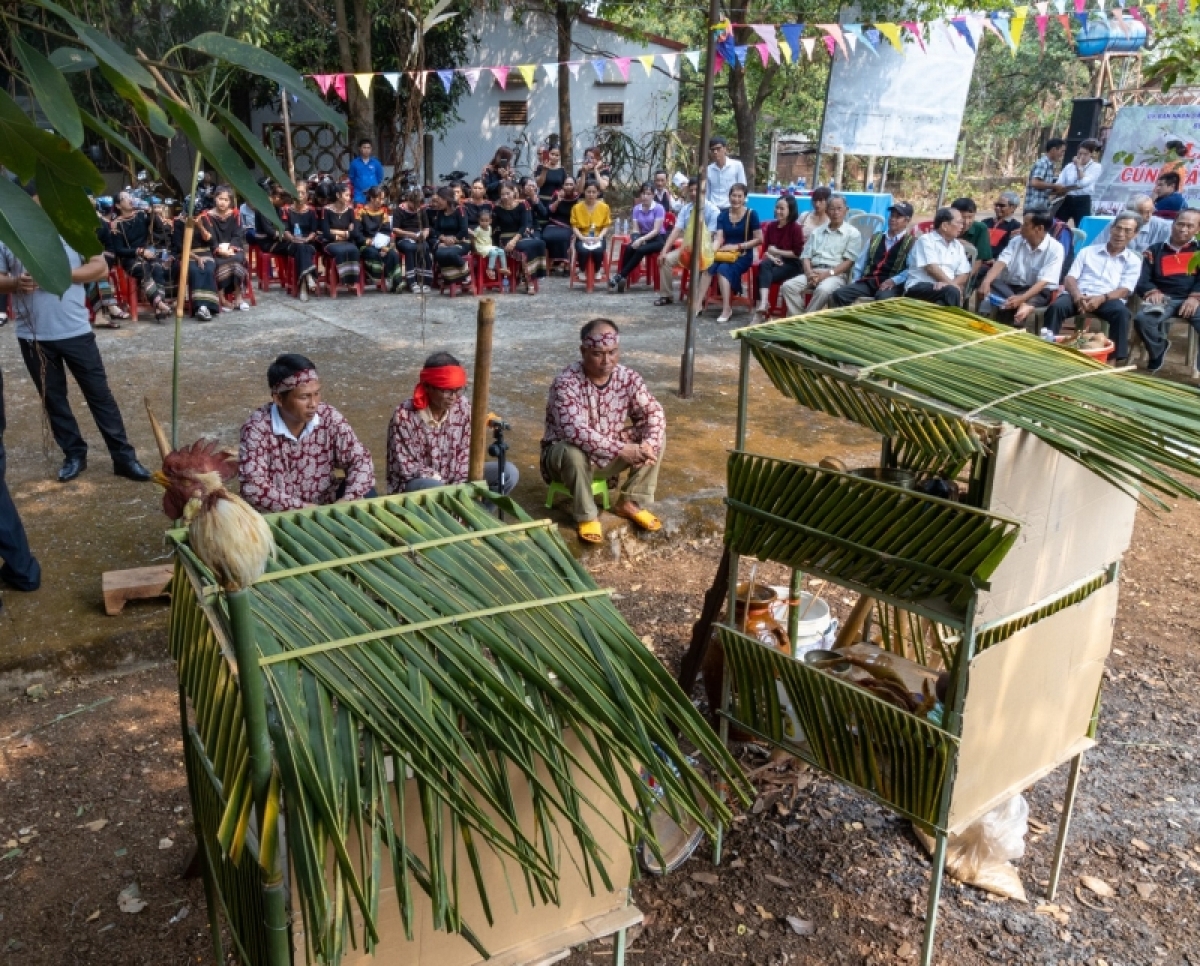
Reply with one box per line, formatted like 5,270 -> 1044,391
613,502 -> 662,532
577,520 -> 604,544
653,296 -> 674,306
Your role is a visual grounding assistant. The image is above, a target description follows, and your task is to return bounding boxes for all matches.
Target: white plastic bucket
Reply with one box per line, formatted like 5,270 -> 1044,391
769,587 -> 839,658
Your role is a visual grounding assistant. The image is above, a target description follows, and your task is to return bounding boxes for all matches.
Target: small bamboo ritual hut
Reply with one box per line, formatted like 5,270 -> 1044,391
705,301 -> 1200,966
168,484 -> 750,966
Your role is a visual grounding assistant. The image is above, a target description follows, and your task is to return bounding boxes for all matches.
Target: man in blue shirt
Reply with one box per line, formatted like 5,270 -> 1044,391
348,139 -> 384,204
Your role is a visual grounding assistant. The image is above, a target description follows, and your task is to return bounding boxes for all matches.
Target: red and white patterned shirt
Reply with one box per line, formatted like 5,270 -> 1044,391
386,395 -> 471,493
541,362 -> 666,478
238,402 -> 375,513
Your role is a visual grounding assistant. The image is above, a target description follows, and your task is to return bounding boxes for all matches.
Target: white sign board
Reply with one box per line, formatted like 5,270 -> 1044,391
821,27 -> 978,160
1094,105 -> 1200,215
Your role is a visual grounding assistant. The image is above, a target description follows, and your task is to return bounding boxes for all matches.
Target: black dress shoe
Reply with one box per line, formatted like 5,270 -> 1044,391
113,459 -> 152,482
58,456 -> 86,482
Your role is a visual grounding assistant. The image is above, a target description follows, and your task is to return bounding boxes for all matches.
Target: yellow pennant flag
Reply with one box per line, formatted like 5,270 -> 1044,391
1010,7 -> 1028,54
354,72 -> 373,96
876,22 -> 904,51
780,39 -> 793,62
518,64 -> 536,87
638,54 -> 655,77
1191,0 -> 1199,13
1145,3 -> 1157,19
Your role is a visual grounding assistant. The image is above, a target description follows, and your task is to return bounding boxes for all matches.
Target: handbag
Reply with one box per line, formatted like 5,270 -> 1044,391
714,249 -> 739,264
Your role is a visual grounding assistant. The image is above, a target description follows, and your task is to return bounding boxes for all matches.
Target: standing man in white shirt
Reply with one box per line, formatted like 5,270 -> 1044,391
904,207 -> 972,307
706,137 -> 746,211
1042,212 -> 1142,364
1052,139 -> 1102,227
780,195 -> 861,314
977,209 -> 1065,326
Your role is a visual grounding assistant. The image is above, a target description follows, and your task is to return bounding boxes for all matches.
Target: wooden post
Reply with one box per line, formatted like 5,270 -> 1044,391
171,216 -> 196,450
280,88 -> 297,184
834,149 -> 845,191
469,299 -> 496,482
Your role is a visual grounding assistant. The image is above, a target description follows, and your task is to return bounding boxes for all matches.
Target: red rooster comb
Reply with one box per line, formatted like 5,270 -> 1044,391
155,437 -> 238,521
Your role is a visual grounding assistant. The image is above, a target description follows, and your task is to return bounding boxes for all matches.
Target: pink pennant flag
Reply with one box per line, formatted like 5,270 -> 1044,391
313,74 -> 333,96
463,68 -> 481,93
822,35 -> 837,57
490,66 -> 509,89
755,43 -> 771,66
1036,13 -> 1050,44
819,24 -> 849,58
614,57 -> 631,81
568,61 -> 584,80
900,21 -> 926,52
713,52 -> 724,75
1074,0 -> 1086,10
801,37 -> 816,59
332,74 -> 347,101
751,24 -> 781,62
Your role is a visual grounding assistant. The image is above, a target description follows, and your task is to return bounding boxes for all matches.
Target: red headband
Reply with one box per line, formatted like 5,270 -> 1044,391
413,365 -> 468,410
581,328 -> 619,350
273,368 -> 318,392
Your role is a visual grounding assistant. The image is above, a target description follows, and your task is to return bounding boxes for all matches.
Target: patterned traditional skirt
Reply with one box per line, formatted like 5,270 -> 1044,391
434,242 -> 471,283
360,244 -> 403,290
212,251 -> 249,293
122,255 -> 170,300
324,242 -> 362,282
499,233 -> 547,279
396,239 -> 433,287
179,254 -> 220,315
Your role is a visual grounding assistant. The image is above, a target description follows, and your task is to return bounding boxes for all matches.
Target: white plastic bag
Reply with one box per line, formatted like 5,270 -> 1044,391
916,795 -> 1029,900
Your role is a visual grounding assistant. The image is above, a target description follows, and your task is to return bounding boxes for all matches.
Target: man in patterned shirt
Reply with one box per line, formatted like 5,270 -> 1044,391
542,319 -> 666,545
1025,138 -> 1066,213
238,354 -> 375,513
386,351 -> 518,494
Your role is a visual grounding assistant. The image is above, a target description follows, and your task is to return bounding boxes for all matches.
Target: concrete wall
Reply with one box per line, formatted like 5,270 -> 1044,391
249,10 -> 681,183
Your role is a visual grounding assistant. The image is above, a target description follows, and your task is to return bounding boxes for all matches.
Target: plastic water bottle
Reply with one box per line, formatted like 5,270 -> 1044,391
867,180 -> 875,192
798,177 -> 806,191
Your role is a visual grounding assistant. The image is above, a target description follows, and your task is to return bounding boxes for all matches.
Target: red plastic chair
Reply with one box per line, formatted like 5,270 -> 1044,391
569,243 -> 610,293
916,220 -> 934,235
321,253 -> 364,298
254,247 -> 296,295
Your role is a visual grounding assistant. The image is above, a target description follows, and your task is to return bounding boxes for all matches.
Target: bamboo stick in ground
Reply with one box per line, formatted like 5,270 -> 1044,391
144,397 -> 172,460
469,299 -> 495,482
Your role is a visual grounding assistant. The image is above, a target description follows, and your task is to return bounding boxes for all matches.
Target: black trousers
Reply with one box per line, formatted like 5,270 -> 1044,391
17,334 -> 137,465
755,258 -> 803,293
829,276 -> 905,307
905,282 -> 963,307
0,370 -> 41,590
1044,293 -> 1130,361
617,235 -> 666,278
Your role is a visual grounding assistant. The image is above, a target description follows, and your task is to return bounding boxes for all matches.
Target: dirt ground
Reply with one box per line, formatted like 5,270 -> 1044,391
1,495 -> 1196,965
1,283 -> 1198,964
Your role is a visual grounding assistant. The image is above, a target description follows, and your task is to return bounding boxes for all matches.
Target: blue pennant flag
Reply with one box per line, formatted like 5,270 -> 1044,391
734,44 -> 749,66
864,27 -> 881,50
591,58 -> 607,82
951,18 -> 976,50
437,70 -> 454,93
781,23 -> 804,59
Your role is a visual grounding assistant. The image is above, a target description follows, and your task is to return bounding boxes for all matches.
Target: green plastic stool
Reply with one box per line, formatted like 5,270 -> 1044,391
545,477 -> 611,510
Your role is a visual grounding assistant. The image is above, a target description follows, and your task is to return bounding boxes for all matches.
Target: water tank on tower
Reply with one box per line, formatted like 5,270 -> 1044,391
1074,20 -> 1148,57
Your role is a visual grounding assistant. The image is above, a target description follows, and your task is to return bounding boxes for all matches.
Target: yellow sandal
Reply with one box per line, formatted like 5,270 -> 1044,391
613,502 -> 662,532
577,519 -> 604,544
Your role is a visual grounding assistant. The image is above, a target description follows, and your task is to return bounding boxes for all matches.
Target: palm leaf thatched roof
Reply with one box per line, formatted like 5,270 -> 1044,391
169,485 -> 750,965
734,300 -> 1200,506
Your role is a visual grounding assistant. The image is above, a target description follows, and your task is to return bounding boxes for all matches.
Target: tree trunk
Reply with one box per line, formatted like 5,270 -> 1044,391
555,2 -> 575,172
349,0 -> 375,147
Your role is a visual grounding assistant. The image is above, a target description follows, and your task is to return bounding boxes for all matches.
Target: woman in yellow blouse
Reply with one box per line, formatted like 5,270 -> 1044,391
570,181 -> 612,281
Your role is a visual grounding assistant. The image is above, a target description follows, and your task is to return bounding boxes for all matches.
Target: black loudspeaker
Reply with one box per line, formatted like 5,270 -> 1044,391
1067,97 -> 1105,140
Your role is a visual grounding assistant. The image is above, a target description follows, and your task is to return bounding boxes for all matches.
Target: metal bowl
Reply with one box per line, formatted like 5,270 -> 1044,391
803,649 -> 852,674
848,467 -> 919,489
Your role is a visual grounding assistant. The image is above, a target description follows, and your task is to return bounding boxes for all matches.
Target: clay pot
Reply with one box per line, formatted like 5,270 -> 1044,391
702,583 -> 791,720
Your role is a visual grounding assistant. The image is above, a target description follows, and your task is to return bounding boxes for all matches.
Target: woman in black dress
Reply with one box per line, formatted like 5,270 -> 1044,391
522,179 -> 549,235
428,186 -> 472,293
462,179 -> 493,230
492,181 -> 546,294
391,189 -> 432,293
482,147 -> 515,202
171,213 -> 221,321
108,191 -> 173,320
542,176 -> 580,266
534,146 -> 567,204
320,182 -> 363,292
282,181 -> 321,296
577,146 -> 612,194
256,183 -> 320,300
196,186 -> 251,310
357,186 -> 402,291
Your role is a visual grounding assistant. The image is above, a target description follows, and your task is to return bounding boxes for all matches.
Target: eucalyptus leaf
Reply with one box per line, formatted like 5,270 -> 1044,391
80,109 -> 159,180
98,62 -> 174,140
48,47 -> 99,73
34,0 -> 157,90
0,178 -> 73,296
209,103 -> 295,194
34,161 -> 104,258
14,38 -> 84,148
0,90 -> 41,181
184,32 -> 346,134
160,101 -> 283,232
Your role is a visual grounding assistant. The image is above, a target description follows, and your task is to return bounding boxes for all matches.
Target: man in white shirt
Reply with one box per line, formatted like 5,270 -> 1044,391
780,195 -> 861,314
706,137 -> 746,210
904,207 -> 972,306
1043,212 -> 1143,364
1051,138 -> 1102,226
977,209 -> 1065,326
1094,196 -> 1170,254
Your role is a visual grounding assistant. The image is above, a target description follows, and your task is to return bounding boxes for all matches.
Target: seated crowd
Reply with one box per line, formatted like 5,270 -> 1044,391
237,318 -> 665,545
